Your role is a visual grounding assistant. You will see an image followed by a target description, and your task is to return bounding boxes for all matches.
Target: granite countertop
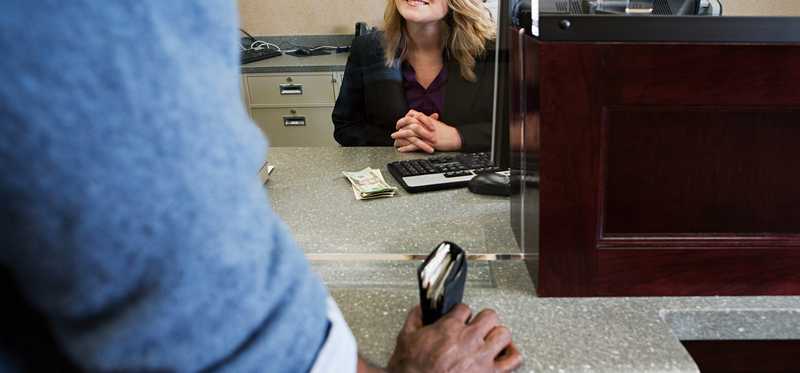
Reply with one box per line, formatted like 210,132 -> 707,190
240,34 -> 350,74
266,147 -> 518,255
265,147 -> 800,372
241,52 -> 348,74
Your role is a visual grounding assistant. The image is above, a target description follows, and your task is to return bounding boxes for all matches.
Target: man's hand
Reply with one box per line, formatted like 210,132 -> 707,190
387,304 -> 523,373
391,110 -> 463,153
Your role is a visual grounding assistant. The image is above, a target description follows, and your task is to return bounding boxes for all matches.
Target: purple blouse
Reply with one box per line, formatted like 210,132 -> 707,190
401,62 -> 448,117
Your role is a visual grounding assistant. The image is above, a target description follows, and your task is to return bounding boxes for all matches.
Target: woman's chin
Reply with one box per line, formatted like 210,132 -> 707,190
400,11 -> 442,24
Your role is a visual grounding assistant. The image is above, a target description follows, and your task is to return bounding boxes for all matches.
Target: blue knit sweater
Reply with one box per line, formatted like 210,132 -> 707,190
0,1 -> 328,371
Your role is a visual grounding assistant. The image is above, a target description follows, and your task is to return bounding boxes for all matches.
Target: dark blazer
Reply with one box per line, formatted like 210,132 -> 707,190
332,33 -> 496,152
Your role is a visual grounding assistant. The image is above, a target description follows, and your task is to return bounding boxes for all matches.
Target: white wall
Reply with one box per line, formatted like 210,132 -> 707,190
238,0 -> 800,36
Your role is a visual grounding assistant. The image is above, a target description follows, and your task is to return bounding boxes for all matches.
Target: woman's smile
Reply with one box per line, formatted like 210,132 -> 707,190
406,0 -> 430,7
397,0 -> 448,23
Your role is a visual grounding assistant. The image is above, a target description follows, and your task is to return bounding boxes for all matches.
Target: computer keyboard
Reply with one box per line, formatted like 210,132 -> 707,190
241,48 -> 282,64
387,152 -> 502,193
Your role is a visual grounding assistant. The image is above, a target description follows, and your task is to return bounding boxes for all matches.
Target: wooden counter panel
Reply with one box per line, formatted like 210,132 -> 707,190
682,340 -> 800,373
595,248 -> 800,296
535,41 -> 800,297
602,107 -> 800,235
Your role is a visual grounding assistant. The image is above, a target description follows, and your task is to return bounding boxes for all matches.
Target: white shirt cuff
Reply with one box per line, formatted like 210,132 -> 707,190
309,297 -> 358,373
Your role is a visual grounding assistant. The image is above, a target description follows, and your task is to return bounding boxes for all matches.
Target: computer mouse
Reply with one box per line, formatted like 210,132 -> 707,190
468,172 -> 511,196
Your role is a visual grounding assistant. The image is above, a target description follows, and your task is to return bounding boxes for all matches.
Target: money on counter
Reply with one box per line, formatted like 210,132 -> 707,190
342,167 -> 397,200
258,161 -> 274,185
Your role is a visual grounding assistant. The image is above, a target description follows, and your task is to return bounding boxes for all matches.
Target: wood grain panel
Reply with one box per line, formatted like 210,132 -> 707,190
537,42 -> 604,296
602,107 -> 800,235
682,340 -> 800,373
534,41 -> 800,297
596,248 -> 800,296
597,45 -> 800,106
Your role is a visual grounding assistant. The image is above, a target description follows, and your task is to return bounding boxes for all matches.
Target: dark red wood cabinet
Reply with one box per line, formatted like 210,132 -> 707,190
510,30 -> 800,297
682,340 -> 800,373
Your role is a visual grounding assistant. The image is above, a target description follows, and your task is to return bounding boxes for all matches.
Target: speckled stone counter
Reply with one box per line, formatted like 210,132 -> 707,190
266,147 -> 800,373
241,52 -> 348,74
331,272 -> 800,373
266,147 -> 519,255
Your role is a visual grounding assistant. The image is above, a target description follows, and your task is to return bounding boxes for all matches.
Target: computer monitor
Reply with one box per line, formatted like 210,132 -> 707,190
489,0 -> 512,170
535,0 -> 800,42
491,0 -> 534,170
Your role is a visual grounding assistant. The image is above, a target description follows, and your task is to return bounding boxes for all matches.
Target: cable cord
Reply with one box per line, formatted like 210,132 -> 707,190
239,28 -> 282,52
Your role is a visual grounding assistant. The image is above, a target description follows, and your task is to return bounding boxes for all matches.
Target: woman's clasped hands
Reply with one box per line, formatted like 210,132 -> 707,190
392,110 -> 462,153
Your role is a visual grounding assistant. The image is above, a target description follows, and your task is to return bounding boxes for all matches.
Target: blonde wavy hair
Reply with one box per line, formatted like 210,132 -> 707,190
383,0 -> 496,82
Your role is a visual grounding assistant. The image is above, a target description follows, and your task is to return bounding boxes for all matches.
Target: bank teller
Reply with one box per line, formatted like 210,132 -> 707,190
332,0 -> 497,153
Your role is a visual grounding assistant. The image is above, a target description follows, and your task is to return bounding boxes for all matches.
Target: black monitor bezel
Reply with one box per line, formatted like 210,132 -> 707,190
491,0 -> 512,169
537,15 -> 800,43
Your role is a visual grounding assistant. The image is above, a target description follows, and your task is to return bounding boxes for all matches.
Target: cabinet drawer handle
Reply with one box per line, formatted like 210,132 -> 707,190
279,83 -> 304,95
283,116 -> 306,127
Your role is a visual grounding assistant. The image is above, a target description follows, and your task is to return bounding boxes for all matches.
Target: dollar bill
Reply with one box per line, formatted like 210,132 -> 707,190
342,167 -> 397,200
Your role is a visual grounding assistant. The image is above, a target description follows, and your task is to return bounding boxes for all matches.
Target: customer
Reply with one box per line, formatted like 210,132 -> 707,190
0,1 -> 521,372
333,0 -> 496,153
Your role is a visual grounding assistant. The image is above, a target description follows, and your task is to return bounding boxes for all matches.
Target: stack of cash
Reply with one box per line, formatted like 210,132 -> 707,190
342,167 -> 397,200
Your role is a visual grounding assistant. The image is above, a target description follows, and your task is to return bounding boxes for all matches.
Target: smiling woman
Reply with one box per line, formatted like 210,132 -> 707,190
332,0 -> 497,153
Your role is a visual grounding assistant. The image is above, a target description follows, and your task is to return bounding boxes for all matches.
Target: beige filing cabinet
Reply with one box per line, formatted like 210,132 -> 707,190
243,72 -> 341,147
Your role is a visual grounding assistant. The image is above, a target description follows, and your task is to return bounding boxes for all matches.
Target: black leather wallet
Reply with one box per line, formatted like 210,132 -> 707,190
417,241 -> 468,326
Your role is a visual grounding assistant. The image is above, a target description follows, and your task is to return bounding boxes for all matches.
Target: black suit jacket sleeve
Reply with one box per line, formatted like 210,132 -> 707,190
458,122 -> 492,153
332,36 -> 397,146
441,43 -> 496,153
